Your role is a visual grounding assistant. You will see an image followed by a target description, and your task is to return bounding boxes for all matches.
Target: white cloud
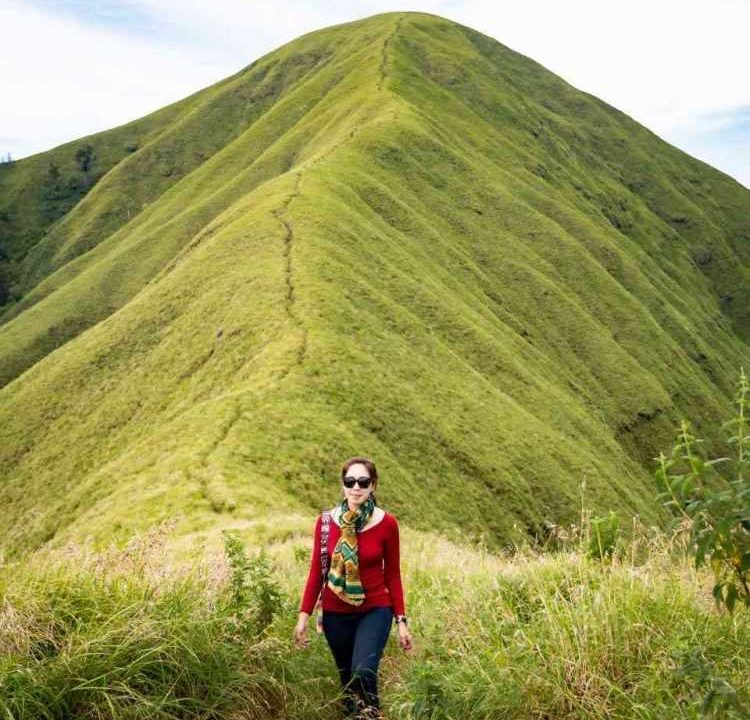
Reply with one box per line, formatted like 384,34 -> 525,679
1,0 -> 748,187
459,0 -> 749,137
0,0 -> 238,159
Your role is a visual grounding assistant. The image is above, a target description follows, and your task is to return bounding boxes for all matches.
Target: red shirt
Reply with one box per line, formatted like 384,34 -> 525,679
299,510 -> 406,616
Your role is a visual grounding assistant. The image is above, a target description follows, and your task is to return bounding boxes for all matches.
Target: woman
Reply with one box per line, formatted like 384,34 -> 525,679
293,456 -> 414,719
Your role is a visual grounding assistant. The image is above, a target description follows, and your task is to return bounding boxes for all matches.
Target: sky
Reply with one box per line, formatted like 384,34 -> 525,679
1,0 -> 748,188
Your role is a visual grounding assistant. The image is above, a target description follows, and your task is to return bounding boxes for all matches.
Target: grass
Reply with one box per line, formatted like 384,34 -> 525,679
0,505 -> 748,719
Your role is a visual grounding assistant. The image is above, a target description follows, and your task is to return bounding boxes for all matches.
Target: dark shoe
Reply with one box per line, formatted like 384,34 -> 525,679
357,707 -> 383,720
341,691 -> 361,719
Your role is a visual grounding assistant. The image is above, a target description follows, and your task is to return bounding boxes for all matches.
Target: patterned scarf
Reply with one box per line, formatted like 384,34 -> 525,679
326,495 -> 376,606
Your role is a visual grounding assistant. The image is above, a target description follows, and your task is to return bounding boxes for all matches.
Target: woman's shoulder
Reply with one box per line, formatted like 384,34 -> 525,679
377,508 -> 398,530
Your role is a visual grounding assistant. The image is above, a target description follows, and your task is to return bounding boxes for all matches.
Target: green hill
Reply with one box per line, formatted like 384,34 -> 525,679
0,11 -> 748,561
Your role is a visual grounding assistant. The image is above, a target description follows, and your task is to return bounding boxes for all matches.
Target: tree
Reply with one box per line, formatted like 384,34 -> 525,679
47,161 -> 60,182
74,144 -> 95,187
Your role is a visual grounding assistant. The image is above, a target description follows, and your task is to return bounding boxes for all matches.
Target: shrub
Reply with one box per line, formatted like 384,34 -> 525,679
588,509 -> 620,562
220,530 -> 283,637
654,366 -> 750,613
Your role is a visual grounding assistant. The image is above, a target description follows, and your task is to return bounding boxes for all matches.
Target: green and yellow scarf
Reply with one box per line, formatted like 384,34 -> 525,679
326,495 -> 376,606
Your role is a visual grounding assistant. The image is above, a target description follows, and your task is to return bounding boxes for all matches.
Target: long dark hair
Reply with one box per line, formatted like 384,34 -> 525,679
340,455 -> 379,506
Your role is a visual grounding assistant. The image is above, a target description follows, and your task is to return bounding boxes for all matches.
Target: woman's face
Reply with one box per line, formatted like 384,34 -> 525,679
342,462 -> 375,506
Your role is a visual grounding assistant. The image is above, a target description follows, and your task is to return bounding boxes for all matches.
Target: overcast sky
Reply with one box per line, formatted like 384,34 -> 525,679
1,0 -> 748,188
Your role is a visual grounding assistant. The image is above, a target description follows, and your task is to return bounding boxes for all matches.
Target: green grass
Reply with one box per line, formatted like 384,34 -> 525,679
1,510 -> 748,719
0,11 -> 748,560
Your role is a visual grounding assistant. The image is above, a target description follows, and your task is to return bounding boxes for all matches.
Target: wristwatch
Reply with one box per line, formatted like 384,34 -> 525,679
395,615 -> 408,626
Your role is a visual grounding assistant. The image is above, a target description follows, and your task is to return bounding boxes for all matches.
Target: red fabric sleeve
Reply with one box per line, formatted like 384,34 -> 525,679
384,515 -> 406,616
299,514 -> 323,615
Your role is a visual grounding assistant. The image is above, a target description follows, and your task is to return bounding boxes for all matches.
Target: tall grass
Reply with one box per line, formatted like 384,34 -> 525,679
1,507 -> 747,719
0,521 -> 291,719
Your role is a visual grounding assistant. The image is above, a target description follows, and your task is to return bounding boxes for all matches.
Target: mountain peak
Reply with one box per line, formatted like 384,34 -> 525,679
0,12 -> 747,560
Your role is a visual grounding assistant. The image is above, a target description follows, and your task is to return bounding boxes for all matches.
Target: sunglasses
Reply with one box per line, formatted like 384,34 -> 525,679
343,475 -> 373,489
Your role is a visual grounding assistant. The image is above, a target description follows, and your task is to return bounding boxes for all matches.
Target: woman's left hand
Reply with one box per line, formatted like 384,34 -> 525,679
397,623 -> 414,652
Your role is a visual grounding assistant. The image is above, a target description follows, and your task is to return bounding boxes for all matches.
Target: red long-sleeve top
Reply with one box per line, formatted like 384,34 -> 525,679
299,510 -> 406,616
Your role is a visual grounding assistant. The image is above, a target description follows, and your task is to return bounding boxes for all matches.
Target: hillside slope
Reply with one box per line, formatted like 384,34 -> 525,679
0,11 -> 748,560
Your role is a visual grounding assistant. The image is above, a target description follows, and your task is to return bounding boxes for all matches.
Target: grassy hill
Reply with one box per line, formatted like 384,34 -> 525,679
0,11 -> 748,561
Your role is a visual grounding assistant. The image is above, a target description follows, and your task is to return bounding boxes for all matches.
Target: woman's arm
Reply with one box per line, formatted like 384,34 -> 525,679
299,514 -> 324,615
383,514 -> 406,616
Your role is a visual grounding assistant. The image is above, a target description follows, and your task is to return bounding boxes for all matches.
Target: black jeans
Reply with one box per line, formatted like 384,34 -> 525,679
322,606 -> 393,718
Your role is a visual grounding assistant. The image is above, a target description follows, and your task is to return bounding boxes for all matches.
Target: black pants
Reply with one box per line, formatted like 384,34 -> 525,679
322,606 -> 393,718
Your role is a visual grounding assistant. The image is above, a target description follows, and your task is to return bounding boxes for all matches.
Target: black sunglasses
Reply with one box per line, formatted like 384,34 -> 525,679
343,475 -> 373,489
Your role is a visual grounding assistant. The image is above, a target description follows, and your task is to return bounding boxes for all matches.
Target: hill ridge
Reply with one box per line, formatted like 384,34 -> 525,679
0,11 -> 747,561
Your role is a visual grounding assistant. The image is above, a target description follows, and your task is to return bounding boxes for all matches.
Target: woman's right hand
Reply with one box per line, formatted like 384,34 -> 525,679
293,614 -> 311,649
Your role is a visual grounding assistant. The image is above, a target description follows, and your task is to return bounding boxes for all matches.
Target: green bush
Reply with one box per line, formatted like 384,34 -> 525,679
588,509 -> 621,562
220,530 -> 283,637
654,366 -> 750,613
672,644 -> 745,719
